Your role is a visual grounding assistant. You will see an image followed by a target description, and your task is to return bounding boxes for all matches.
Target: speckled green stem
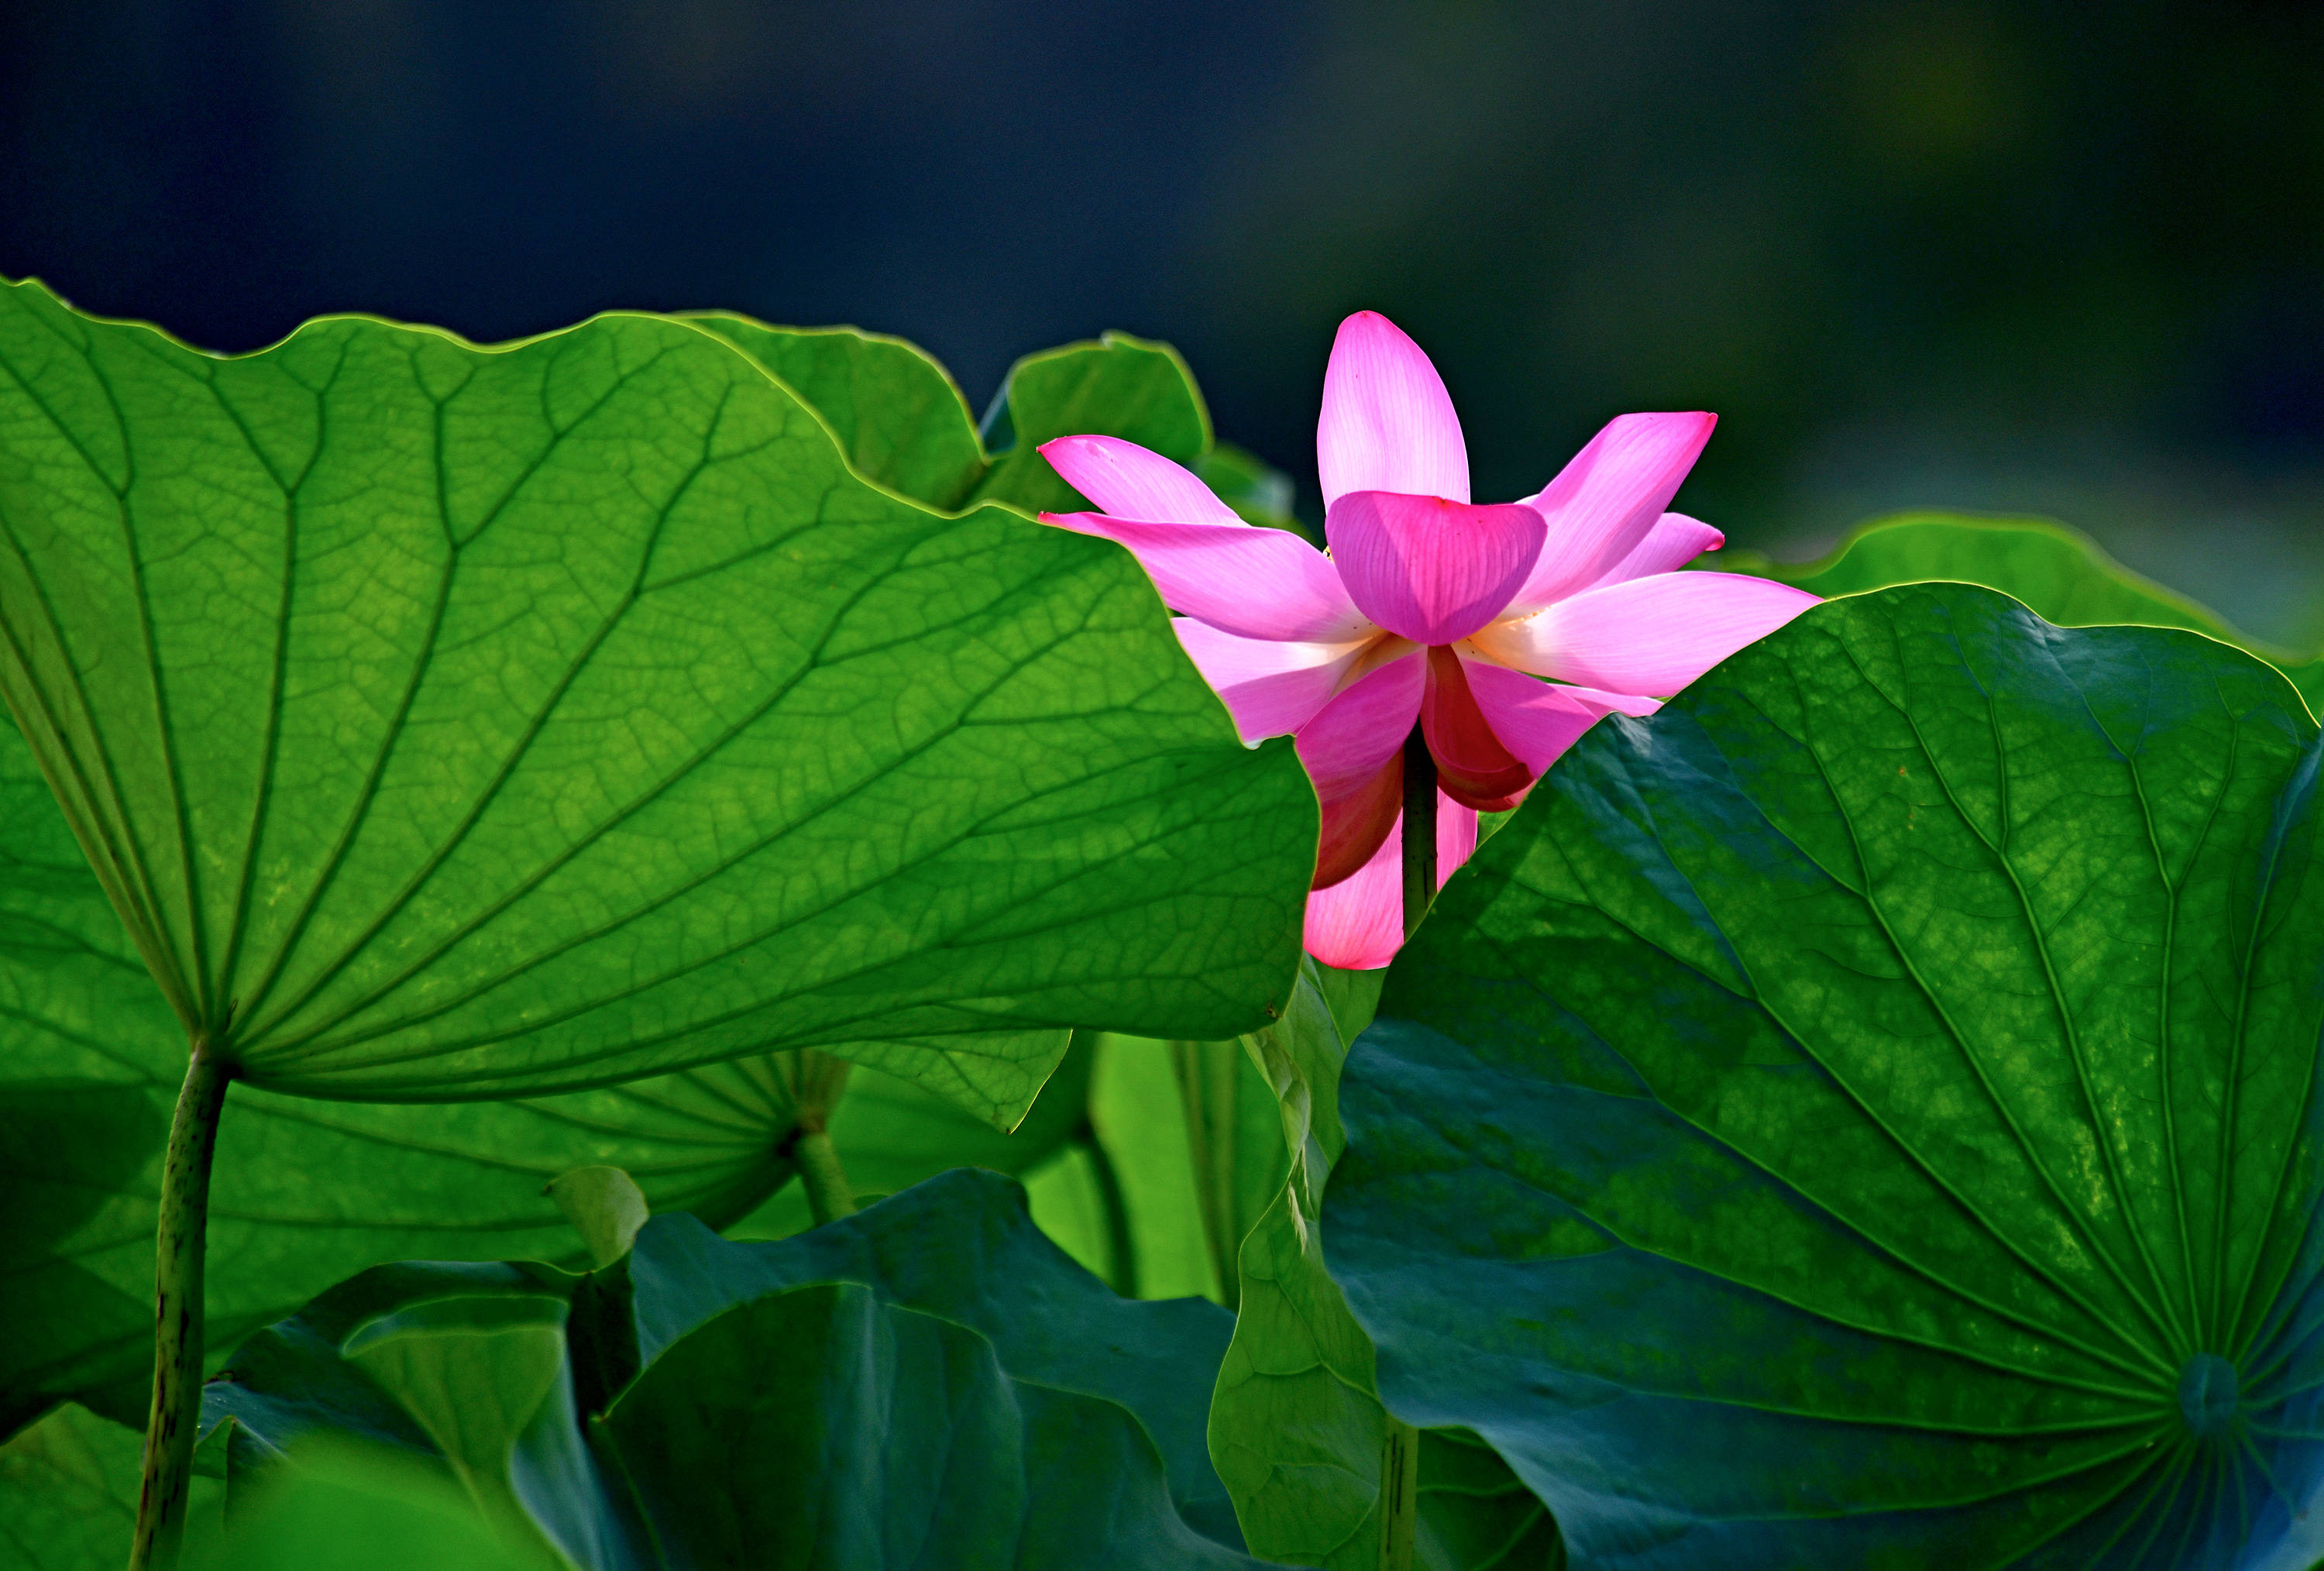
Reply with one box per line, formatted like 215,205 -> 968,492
128,1044 -> 229,1571
1377,1417 -> 1420,1571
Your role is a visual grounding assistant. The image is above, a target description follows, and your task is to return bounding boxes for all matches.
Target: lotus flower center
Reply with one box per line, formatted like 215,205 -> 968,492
2177,1353 -> 2238,1441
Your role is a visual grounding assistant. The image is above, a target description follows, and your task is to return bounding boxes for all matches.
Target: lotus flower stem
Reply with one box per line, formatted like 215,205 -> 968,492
1401,727 -> 1437,941
779,1050 -> 858,1226
1077,1122 -> 1140,1298
128,1042 -> 230,1571
1375,730 -> 1433,1571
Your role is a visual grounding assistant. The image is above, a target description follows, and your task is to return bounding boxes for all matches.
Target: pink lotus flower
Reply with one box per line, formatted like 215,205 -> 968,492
1038,311 -> 1817,969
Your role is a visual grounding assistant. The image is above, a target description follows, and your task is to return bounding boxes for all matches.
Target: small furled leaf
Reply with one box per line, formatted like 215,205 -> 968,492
1209,958 -> 1559,1570
545,1167 -> 650,1270
1326,584 -> 2324,1569
1719,511 -> 2324,707
201,1171 -> 1263,1567
974,331 -> 1212,514
684,315 -> 987,510
0,278 -> 1314,1110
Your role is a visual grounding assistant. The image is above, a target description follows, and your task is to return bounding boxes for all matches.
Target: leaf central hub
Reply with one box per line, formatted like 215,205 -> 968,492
2176,1353 -> 2240,1442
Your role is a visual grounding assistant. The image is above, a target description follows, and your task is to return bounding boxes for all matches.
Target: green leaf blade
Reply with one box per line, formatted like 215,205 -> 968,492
971,332 -> 1212,515
1209,957 -> 1560,1569
0,696 -> 1106,1432
0,280 -> 1315,1111
1322,584 -> 2324,1568
683,315 -> 987,510
1717,510 -> 2324,710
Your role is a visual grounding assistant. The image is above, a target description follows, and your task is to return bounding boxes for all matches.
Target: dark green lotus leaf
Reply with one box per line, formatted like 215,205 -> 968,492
601,1282 -> 1263,1570
683,315 -> 987,510
1720,511 -> 2324,708
0,278 -> 1313,1109
1325,583 -> 2324,1569
0,703 -> 1097,1439
1210,959 -> 1561,1569
972,332 -> 1212,516
200,1171 -> 1264,1566
603,1166 -> 1246,1548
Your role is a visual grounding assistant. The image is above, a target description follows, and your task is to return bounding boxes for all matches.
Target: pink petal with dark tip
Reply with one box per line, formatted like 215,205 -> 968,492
1586,513 -> 1726,588
1508,413 -> 1717,611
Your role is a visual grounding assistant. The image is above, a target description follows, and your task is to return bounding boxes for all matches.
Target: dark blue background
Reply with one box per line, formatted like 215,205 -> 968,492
5,2 -> 2320,634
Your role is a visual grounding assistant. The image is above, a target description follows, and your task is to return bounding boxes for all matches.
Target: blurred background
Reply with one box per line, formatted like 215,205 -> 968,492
4,1 -> 2320,641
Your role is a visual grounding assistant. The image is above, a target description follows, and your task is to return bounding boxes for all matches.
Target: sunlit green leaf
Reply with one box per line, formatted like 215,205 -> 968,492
192,1439 -> 528,1571
1328,583 -> 2324,1568
1720,511 -> 2324,707
972,331 -> 1212,514
0,278 -> 1313,1110
544,1166 -> 650,1270
0,704 -> 1100,1440
684,315 -> 987,510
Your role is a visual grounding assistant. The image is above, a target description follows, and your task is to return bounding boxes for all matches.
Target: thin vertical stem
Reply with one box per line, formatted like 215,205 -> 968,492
1376,724 -> 1435,1571
1078,1123 -> 1141,1298
1402,727 -> 1437,941
1376,1418 -> 1421,1571
129,1043 -> 230,1571
1172,1040 -> 1245,1310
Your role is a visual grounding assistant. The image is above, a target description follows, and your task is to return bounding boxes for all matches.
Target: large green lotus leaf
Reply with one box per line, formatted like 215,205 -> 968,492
689,316 -> 1300,536
601,1283 -> 1262,1570
0,700 -> 1092,1438
682,315 -> 987,510
1210,959 -> 1560,1569
604,1167 -> 1246,1549
1324,583 -> 2324,1569
0,278 -> 1313,1108
200,1171 -> 1265,1567
1720,511 -> 2324,709
971,331 -> 1212,515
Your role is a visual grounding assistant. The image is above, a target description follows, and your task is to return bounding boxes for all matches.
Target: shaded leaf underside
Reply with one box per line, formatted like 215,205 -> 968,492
1329,586 -> 2324,1569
